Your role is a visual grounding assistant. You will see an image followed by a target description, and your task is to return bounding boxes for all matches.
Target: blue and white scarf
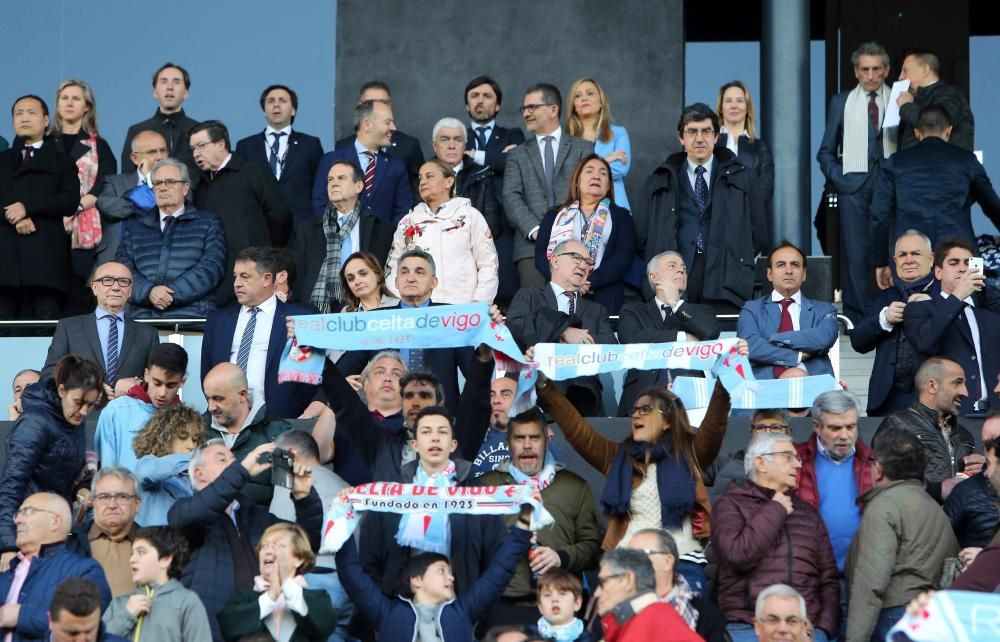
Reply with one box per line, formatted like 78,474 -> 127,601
507,451 -> 558,491
536,616 -> 585,642
395,461 -> 456,555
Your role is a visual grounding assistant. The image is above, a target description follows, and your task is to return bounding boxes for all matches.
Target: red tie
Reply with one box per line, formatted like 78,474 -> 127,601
773,298 -> 794,378
868,92 -> 880,132
363,150 -> 376,197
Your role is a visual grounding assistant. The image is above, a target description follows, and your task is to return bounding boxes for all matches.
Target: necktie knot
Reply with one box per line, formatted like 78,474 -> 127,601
363,150 -> 376,161
249,306 -> 260,317
780,297 -> 793,310
694,165 -> 706,176
272,131 -> 286,142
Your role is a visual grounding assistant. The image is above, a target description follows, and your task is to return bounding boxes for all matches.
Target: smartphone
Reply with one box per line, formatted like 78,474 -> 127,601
969,257 -> 984,274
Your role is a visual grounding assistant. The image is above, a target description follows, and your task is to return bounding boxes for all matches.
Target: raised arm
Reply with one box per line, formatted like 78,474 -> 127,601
537,380 -> 618,474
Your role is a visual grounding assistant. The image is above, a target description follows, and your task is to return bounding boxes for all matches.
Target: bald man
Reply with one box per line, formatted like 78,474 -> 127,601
0,494 -> 111,640
202,362 -> 291,506
42,261 -> 160,399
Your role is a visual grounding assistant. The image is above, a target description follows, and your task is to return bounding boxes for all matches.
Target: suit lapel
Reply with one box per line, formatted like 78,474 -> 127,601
799,296 -> 815,329
265,301 -> 289,375
372,150 -> 390,198
84,316 -> 107,371
541,286 -> 558,310
248,133 -> 269,165
553,136 -> 574,175
283,131 -> 301,176
765,297 -> 782,332
120,320 -> 139,370
523,138 -> 547,186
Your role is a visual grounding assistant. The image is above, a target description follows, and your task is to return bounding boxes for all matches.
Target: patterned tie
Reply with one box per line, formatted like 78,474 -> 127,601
363,150 -> 376,198
868,92 -> 880,132
543,136 -> 556,206
409,348 -> 426,371
694,165 -> 709,252
268,132 -> 286,176
104,314 -> 119,384
773,298 -> 795,378
236,307 -> 260,373
564,291 -> 576,316
475,126 -> 489,150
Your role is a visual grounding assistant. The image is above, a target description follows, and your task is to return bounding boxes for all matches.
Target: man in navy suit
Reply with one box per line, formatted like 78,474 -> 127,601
851,230 -> 935,416
738,242 -> 839,380
201,246 -> 315,418
870,106 -> 1000,279
235,85 -> 323,230
817,41 -> 896,323
904,238 -> 1000,416
311,100 -> 412,222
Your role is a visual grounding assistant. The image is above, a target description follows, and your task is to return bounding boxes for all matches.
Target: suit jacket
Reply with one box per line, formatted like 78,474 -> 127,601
120,108 -> 199,175
899,80 -> 975,152
292,204 -> 393,306
737,294 -> 839,380
717,133 -> 774,203
41,313 -> 160,381
335,130 -> 425,193
201,299 -> 316,418
903,290 -> 1000,416
311,146 -> 412,223
502,134 -> 594,262
615,298 -> 720,415
817,89 -> 891,195
870,137 -> 1000,265
465,124 -> 525,176
235,130 -> 323,228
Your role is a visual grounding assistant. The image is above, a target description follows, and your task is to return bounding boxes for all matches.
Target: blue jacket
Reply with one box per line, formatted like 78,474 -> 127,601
0,380 -> 86,551
0,542 -> 111,642
738,294 -> 839,380
337,526 -> 531,642
134,453 -> 192,526
116,207 -> 227,319
167,461 -> 324,642
92,394 -> 155,471
593,125 -> 632,210
311,146 -> 412,222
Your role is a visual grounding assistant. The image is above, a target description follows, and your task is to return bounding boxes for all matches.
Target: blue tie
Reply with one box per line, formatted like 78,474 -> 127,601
268,132 -> 285,176
104,314 -> 119,384
694,165 -> 709,252
236,307 -> 260,373
475,126 -> 489,150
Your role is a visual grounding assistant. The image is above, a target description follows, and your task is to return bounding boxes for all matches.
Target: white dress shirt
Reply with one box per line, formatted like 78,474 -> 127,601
550,282 -> 575,314
469,119 -> 495,166
265,126 -> 292,179
535,127 -> 563,168
720,127 -> 747,155
230,294 -> 278,404
941,291 -> 986,400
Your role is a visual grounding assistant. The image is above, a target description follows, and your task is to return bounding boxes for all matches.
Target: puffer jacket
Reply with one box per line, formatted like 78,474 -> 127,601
0,379 -> 87,551
795,434 -> 874,508
385,196 -> 499,303
942,470 -> 1000,547
845,480 -> 958,642
713,479 -> 840,637
116,207 -> 226,318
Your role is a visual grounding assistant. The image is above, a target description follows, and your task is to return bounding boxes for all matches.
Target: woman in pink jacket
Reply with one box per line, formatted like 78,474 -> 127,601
385,159 -> 498,303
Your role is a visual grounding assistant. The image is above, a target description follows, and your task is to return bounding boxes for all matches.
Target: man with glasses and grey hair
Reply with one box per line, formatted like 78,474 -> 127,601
432,116 -> 502,241
714,432 -> 840,642
754,584 -> 810,642
704,408 -> 792,501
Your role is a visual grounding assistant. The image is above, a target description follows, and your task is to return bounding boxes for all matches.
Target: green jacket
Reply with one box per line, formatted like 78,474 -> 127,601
217,586 -> 337,642
845,480 -> 958,642
209,403 -> 291,506
477,461 -> 603,602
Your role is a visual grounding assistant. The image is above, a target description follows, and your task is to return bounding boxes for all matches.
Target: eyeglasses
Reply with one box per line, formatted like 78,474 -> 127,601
92,277 -> 133,288
761,450 -> 802,463
752,423 -> 790,434
93,493 -> 137,505
519,103 -> 552,114
597,573 -> 625,588
14,506 -> 59,520
151,179 -> 186,188
630,404 -> 666,418
190,141 -> 217,152
682,127 -> 716,139
758,615 -> 805,628
556,252 -> 595,267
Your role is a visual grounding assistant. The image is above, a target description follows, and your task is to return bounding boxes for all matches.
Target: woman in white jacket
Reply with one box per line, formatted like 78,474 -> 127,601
385,159 -> 499,303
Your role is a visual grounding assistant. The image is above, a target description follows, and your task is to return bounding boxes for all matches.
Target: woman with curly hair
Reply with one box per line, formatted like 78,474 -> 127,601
133,404 -> 206,526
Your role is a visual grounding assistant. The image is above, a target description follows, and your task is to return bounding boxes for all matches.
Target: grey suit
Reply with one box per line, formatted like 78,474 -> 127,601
41,312 -> 160,381
502,133 -> 593,279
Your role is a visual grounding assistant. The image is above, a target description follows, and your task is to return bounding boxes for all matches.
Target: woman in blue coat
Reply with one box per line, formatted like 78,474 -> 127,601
535,154 -> 636,314
565,78 -> 632,210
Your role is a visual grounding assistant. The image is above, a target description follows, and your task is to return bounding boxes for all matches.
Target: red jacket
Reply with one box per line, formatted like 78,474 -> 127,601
600,593 -> 705,642
795,434 -> 874,509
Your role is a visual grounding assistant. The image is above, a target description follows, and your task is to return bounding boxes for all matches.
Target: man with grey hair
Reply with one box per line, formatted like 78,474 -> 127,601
66,467 -> 142,597
705,408 -> 792,500
715,432 -> 839,642
852,229 -> 935,415
432,116 -> 502,240
754,584 -> 810,642
116,156 -> 226,318
817,41 -> 896,323
616,250 -> 720,415
594,548 -> 702,641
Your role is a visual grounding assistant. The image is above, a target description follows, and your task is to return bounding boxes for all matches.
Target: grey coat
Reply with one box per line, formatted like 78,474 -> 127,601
103,578 -> 213,641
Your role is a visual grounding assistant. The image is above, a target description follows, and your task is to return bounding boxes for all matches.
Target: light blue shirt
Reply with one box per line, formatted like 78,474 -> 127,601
95,306 -> 125,364
354,138 -> 377,176
593,124 -> 632,210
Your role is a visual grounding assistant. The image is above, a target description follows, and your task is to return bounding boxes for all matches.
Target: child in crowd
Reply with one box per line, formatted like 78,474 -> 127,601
132,404 -> 204,526
103,526 -> 212,641
531,569 -> 591,642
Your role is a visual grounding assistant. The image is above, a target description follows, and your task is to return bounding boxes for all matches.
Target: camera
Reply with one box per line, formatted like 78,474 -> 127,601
257,448 -> 295,489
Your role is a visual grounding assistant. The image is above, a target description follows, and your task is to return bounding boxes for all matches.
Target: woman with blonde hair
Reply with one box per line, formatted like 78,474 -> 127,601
133,404 -> 206,526
565,77 -> 632,210
715,80 -> 774,203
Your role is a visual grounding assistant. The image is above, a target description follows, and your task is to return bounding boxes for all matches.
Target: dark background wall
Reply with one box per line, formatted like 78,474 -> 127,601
334,0 -> 685,203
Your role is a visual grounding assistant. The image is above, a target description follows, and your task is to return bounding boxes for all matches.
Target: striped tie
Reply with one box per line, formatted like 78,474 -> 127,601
236,307 -> 260,373
363,150 -> 376,197
104,314 -> 119,384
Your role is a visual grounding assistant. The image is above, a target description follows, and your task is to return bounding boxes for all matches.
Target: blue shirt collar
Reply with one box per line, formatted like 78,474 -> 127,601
399,298 -> 431,309
95,306 -> 124,321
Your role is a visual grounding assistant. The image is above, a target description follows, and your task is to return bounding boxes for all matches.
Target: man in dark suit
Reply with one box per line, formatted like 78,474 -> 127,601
817,41 -> 896,323
904,238 -> 1000,416
851,231 -> 935,416
0,95 -> 80,321
95,130 -> 169,265
738,243 -> 839,380
503,83 -> 593,289
311,100 -> 412,222
42,261 -> 159,398
189,120 -> 292,307
120,62 -> 199,175
616,251 -> 720,416
295,159 -> 393,312
897,50 -> 975,152
634,102 -> 767,313
235,84 -> 323,230
201,246 -> 315,419
506,239 -> 616,416
870,106 -> 1000,275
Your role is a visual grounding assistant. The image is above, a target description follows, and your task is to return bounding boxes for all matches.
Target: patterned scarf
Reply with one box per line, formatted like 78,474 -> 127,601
600,440 -> 695,530
310,202 -> 361,313
507,450 -> 558,491
395,460 -> 457,555
65,133 -> 103,249
664,573 -> 700,630
546,198 -> 612,268
536,616 -> 585,642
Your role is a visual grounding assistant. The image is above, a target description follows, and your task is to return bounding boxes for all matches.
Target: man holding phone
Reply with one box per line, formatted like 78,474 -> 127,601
904,238 -> 1000,416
